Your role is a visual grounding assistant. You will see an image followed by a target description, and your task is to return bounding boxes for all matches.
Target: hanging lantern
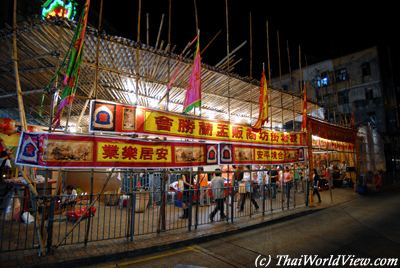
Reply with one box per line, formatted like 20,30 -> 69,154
0,118 -> 17,135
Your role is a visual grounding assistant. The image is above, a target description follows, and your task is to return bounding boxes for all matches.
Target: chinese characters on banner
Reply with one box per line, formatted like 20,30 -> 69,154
16,132 -> 305,169
16,132 -> 214,168
312,136 -> 355,152
89,100 -> 304,146
219,143 -> 301,165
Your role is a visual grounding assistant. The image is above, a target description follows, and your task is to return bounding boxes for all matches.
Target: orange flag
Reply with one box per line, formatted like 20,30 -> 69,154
252,70 -> 269,130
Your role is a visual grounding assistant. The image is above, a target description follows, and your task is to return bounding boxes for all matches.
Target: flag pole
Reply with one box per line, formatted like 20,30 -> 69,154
225,0 -> 231,223
225,0 -> 231,123
249,12 -> 253,125
193,0 -> 200,116
277,30 -> 282,87
266,20 -> 272,130
166,0 -> 171,111
299,45 -> 302,93
287,40 -> 292,91
77,0 -> 104,127
134,0 -> 141,106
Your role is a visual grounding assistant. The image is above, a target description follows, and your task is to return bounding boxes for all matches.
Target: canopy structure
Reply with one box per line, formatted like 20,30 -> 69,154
0,18 -> 320,131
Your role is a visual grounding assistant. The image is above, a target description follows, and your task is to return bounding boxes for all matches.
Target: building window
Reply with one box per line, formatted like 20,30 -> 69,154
336,68 -> 348,82
361,62 -> 371,77
315,72 -> 329,88
365,88 -> 374,100
338,90 -> 349,105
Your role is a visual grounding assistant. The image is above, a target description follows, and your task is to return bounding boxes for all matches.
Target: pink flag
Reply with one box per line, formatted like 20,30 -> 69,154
182,37 -> 201,113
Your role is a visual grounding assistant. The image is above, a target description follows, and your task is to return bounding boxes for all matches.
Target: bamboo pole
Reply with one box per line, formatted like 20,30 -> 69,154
249,12 -> 253,125
281,91 -> 284,129
12,0 -> 45,254
77,0 -> 104,127
166,0 -> 172,110
266,20 -> 271,81
287,40 -> 292,90
193,0 -> 199,32
13,0 -> 27,130
292,94 -> 296,131
201,29 -> 221,55
225,0 -> 231,123
299,45 -> 302,93
137,0 -> 142,42
134,0 -> 142,105
146,13 -> 149,46
54,169 -> 115,248
277,30 -> 282,87
266,20 -> 272,129
155,14 -> 165,50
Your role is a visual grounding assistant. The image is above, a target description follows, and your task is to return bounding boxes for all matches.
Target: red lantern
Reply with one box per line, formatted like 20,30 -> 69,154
0,118 -> 17,135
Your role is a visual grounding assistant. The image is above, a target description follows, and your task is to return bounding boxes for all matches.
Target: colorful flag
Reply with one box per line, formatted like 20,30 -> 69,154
301,82 -> 307,131
52,0 -> 91,127
182,36 -> 201,113
159,35 -> 198,106
252,70 -> 269,130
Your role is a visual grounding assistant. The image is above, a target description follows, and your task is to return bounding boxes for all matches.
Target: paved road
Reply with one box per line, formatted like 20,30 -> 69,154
97,188 -> 400,268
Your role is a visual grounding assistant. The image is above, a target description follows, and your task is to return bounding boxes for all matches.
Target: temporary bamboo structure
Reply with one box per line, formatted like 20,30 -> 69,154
0,18 -> 319,131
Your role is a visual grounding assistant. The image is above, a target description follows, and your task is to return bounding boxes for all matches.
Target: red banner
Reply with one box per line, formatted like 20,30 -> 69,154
307,117 -> 356,143
15,132 -> 303,169
219,143 -> 303,165
16,132 -> 217,169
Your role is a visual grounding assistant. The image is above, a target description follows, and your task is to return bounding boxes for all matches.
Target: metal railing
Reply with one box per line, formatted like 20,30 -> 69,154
0,169 -> 309,254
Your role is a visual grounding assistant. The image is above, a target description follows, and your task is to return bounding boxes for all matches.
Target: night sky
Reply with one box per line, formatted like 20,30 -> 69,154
2,0 -> 398,79
90,0 -> 398,79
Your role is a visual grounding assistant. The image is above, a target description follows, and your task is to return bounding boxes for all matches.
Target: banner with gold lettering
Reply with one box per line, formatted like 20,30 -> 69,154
16,132 -> 217,169
90,100 -> 305,147
219,143 -> 302,165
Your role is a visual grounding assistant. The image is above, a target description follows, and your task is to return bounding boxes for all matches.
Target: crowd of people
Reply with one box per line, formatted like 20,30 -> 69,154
175,163 -> 332,221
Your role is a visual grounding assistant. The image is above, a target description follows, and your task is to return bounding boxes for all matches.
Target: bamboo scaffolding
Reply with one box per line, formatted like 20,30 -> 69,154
0,19 -> 319,129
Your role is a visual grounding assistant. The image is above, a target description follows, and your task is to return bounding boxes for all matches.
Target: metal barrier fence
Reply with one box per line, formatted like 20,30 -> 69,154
0,168 -> 308,254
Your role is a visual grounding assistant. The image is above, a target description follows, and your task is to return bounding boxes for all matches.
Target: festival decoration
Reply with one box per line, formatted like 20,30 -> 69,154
252,69 -> 268,130
41,0 -> 77,21
89,100 -> 305,147
182,35 -> 201,113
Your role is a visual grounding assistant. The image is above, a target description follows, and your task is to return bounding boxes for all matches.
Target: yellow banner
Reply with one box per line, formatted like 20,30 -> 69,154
254,148 -> 298,162
97,142 -> 172,163
143,110 -> 302,146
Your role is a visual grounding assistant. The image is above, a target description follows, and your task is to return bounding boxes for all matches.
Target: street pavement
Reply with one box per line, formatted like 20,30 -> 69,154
95,188 -> 400,267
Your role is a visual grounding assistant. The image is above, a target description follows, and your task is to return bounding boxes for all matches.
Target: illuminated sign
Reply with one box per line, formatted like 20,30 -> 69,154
41,0 -> 77,21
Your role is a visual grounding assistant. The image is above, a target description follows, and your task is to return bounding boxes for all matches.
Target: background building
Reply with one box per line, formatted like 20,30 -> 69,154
271,46 -> 400,179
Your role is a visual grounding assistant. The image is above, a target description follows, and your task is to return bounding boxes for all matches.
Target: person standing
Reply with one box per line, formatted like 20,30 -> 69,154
180,171 -> 194,219
312,169 -> 322,203
283,166 -> 293,203
239,166 -> 259,212
293,163 -> 301,193
269,166 -> 278,199
197,167 -> 210,206
209,168 -> 226,222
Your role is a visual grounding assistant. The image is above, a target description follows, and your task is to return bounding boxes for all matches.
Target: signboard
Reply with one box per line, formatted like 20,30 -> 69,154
16,132 -> 304,169
90,100 -> 305,147
312,136 -> 354,152
220,143 -> 301,165
16,132 -> 216,169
